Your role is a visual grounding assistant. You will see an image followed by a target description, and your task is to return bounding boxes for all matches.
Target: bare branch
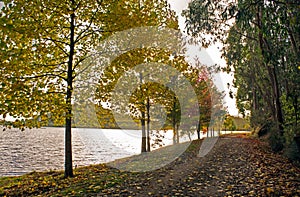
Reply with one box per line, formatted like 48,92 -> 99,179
42,36 -> 69,57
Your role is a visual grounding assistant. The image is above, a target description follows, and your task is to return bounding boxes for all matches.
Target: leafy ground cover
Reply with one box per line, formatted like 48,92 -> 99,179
0,135 -> 299,196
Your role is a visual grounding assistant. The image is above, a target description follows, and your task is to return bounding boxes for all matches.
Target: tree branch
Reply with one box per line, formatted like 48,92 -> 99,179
74,0 -> 103,44
22,72 -> 67,81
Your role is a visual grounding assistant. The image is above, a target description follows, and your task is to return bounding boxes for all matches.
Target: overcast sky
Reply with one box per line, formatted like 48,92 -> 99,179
168,0 -> 239,116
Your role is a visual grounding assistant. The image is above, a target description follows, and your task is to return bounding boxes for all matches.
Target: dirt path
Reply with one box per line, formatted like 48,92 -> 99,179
98,137 -> 300,196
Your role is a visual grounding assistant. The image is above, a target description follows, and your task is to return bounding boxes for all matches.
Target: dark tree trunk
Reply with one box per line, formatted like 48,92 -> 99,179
207,126 -> 209,138
140,73 -> 146,153
65,6 -> 76,178
257,5 -> 284,134
65,112 -> 73,178
146,97 -> 150,152
141,113 -> 146,153
197,119 -> 200,139
272,65 -> 284,134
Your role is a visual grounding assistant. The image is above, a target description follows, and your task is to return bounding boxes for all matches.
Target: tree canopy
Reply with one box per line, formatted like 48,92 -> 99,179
0,0 -> 179,177
0,0 -> 227,177
184,0 -> 300,153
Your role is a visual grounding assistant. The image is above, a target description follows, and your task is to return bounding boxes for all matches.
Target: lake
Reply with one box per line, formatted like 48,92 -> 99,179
0,127 -> 248,176
0,127 -> 197,176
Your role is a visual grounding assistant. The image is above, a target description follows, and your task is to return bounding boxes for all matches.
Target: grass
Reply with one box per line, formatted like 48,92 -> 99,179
0,164 -> 130,196
220,132 -> 252,138
109,141 -> 191,172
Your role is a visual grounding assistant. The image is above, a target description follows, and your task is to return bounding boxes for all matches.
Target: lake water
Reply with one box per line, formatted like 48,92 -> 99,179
0,127 -> 198,176
0,127 -> 248,177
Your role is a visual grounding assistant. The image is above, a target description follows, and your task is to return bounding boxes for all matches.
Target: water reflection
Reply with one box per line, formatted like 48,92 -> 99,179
0,127 -> 137,176
0,127 -> 206,176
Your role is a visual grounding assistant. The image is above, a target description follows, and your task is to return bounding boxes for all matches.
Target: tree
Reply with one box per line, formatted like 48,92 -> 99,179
183,58 -> 225,139
0,0 -> 105,178
79,3 -> 180,153
184,0 -> 300,151
95,40 -> 225,150
0,0 -> 179,177
223,114 -> 237,133
96,48 -> 188,151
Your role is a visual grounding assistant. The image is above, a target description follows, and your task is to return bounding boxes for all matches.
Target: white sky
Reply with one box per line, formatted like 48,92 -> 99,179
168,0 -> 239,116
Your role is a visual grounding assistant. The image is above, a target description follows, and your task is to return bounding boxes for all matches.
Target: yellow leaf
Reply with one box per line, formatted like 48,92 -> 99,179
266,187 -> 274,194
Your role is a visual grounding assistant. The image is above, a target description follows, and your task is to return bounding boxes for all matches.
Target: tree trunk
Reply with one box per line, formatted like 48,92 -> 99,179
141,113 -> 146,152
146,97 -> 150,152
176,124 -> 179,143
207,126 -> 209,138
197,119 -> 201,139
172,96 -> 177,144
65,110 -> 73,178
140,73 -> 146,153
257,5 -> 284,134
172,127 -> 176,144
271,65 -> 284,134
252,76 -> 258,111
65,6 -> 75,178
140,73 -> 147,153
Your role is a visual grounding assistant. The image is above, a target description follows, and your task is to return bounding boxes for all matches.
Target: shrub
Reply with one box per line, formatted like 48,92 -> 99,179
284,140 -> 300,161
268,124 -> 284,152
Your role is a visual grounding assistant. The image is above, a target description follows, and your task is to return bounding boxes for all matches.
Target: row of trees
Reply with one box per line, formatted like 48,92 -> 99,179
0,0 -> 180,177
184,0 -> 299,153
0,0 -> 225,177
94,50 -> 225,152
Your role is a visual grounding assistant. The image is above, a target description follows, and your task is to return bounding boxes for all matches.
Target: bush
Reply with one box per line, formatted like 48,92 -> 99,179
257,120 -> 273,137
295,136 -> 300,151
283,124 -> 300,161
284,139 -> 300,161
268,124 -> 284,152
